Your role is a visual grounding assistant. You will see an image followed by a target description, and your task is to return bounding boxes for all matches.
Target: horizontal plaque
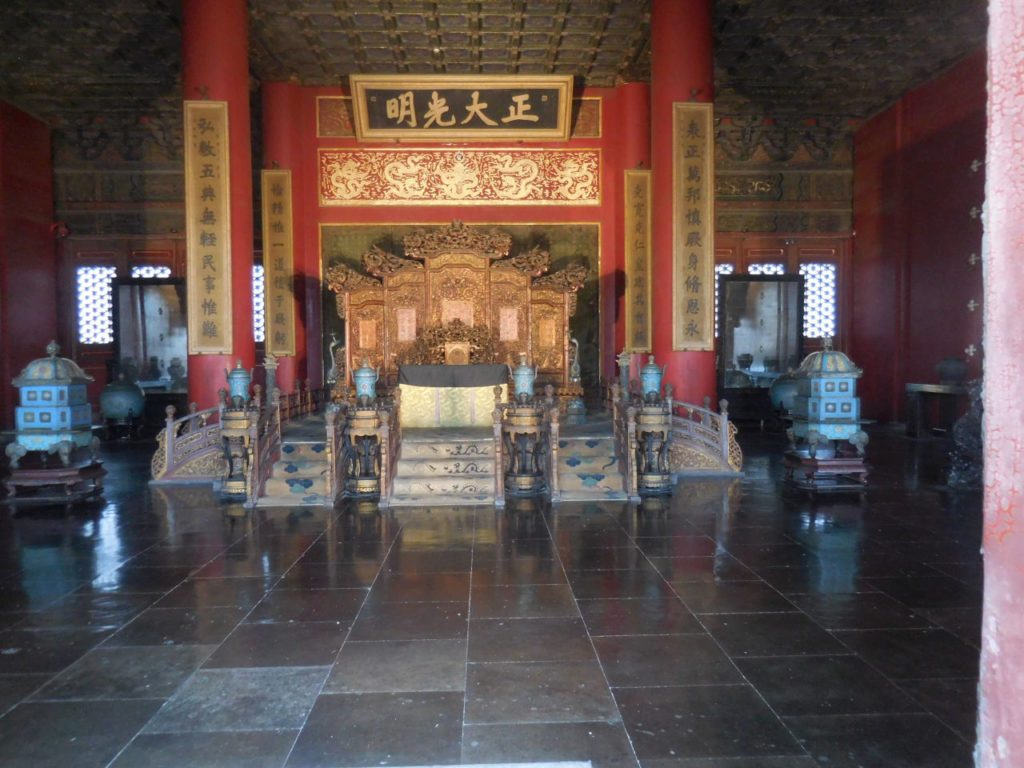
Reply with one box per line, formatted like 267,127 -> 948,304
349,74 -> 574,141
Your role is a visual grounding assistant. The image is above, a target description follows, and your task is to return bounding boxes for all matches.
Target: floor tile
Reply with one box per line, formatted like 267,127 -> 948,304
103,605 -> 247,646
577,596 -> 703,636
32,644 -> 214,700
896,676 -> 979,740
471,559 -> 567,586
700,612 -> 850,657
463,721 -> 639,768
471,583 -> 579,618
246,587 -> 366,624
0,698 -> 164,768
155,576 -> 270,609
734,654 -> 920,716
14,592 -> 159,629
347,600 -> 468,640
0,673 -> 47,715
784,712 -> 974,767
567,569 -> 674,599
145,666 -> 329,733
787,591 -> 933,630
91,565 -> 195,592
277,560 -> 381,589
469,617 -> 595,662
833,627 -> 980,679
669,580 -> 794,614
465,660 -> 619,723
592,634 -> 743,687
640,758 -> 819,767
324,638 -> 467,693
110,730 -> 299,768
0,626 -> 112,674
367,571 -> 472,602
614,684 -> 803,760
203,622 -> 348,667
646,553 -> 756,583
286,691 -> 462,767
383,548 -> 473,572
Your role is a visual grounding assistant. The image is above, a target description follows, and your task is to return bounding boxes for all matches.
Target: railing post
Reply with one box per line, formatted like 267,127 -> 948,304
719,398 -> 731,462
548,402 -> 560,502
626,405 -> 639,501
492,385 -> 505,508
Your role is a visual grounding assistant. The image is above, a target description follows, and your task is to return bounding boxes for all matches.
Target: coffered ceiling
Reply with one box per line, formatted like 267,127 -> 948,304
0,0 -> 987,133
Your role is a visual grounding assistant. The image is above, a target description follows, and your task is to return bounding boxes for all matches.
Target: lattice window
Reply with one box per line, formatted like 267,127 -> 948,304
76,266 -> 118,344
253,264 -> 266,343
714,263 -> 735,337
748,262 -> 785,275
130,264 -> 172,279
800,262 -> 838,338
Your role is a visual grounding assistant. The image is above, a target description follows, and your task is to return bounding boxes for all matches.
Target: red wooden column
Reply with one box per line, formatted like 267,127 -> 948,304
978,1 -> 1024,763
261,81 -> 307,393
649,0 -> 715,404
182,0 -> 254,409
611,81 -> 651,378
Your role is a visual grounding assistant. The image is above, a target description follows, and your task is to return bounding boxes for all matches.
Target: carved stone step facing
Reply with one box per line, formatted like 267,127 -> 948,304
557,436 -> 617,458
391,475 -> 494,496
398,438 -> 494,460
280,441 -> 328,460
396,456 -> 496,476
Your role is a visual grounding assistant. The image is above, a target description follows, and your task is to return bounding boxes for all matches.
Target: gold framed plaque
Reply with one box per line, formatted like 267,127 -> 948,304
184,100 -> 232,355
349,74 -> 574,141
261,169 -> 295,356
672,102 -> 715,351
624,169 -> 652,352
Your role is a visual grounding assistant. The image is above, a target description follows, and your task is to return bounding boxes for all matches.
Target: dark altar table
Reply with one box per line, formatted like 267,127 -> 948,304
905,383 -> 968,437
398,364 -> 509,387
397,365 -> 509,428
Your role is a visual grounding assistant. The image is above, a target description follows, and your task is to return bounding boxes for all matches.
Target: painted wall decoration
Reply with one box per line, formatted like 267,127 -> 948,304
672,102 -> 714,351
184,100 -> 231,354
624,169 -> 652,352
348,74 -> 574,141
318,148 -> 600,206
261,169 -> 295,356
321,223 -> 601,392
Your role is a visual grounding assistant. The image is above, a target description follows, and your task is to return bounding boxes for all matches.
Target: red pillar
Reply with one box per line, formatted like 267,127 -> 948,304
978,1 -> 1024,763
649,0 -> 715,404
182,0 -> 254,409
611,82 -> 651,379
261,81 -> 307,393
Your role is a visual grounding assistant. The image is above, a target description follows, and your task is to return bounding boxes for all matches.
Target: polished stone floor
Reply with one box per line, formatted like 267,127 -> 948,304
0,426 -> 982,767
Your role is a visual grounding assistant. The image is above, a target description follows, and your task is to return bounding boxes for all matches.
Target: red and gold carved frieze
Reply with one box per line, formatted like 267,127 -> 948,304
318,149 -> 601,206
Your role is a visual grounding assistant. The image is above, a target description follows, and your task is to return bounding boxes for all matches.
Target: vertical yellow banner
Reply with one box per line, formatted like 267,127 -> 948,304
672,102 -> 715,351
184,101 -> 232,354
624,169 -> 652,352
261,169 -> 295,356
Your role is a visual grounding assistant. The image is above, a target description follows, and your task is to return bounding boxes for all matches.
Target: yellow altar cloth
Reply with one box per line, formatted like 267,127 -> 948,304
398,383 -> 507,428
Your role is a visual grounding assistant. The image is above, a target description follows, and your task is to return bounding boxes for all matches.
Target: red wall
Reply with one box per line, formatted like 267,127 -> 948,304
0,102 -> 57,430
852,50 -> 986,421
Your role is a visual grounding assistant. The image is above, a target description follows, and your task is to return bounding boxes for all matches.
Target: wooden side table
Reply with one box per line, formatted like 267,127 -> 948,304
905,383 -> 968,437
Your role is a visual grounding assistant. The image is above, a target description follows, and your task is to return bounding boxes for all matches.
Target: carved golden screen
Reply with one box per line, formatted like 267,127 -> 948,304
531,289 -> 568,374
383,269 -> 426,370
489,270 -> 531,368
425,257 -> 487,329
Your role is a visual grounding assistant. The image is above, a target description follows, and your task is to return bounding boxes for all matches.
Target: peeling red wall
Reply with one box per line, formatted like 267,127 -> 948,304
979,1 -> 1024,763
852,50 -> 986,422
0,102 -> 57,430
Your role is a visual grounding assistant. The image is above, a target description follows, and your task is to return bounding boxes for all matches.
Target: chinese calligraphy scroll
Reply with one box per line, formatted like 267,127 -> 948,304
349,74 -> 574,141
261,169 -> 295,356
624,169 -> 652,352
184,101 -> 231,354
672,102 -> 714,351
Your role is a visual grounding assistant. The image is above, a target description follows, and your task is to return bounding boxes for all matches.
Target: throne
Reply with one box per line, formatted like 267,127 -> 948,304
326,221 -> 587,427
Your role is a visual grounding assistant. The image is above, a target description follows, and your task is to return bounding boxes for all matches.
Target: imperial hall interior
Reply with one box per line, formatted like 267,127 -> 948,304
1,1 -> 1021,767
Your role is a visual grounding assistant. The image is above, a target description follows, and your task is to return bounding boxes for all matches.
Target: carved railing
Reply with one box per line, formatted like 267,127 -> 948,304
244,386 -> 282,508
150,404 -> 223,483
324,401 -> 347,504
666,397 -> 743,475
492,396 -> 506,508
378,394 -> 401,507
543,387 -> 561,503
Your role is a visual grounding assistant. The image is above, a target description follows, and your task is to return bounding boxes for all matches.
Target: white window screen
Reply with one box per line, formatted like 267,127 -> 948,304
748,262 -> 785,275
76,266 -> 118,344
714,263 -> 735,337
800,262 -> 838,338
130,264 -> 172,279
253,264 -> 266,343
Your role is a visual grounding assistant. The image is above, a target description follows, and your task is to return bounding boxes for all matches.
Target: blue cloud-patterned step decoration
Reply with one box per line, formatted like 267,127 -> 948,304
565,456 -> 582,467
286,478 -> 315,492
577,473 -> 606,487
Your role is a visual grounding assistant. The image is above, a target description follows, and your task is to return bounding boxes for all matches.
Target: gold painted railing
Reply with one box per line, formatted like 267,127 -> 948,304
150,403 -> 224,483
666,397 -> 744,475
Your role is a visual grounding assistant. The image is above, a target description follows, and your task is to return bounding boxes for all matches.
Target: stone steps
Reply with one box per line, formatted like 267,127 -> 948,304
387,429 -> 496,507
257,438 -> 331,507
556,436 -> 628,501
